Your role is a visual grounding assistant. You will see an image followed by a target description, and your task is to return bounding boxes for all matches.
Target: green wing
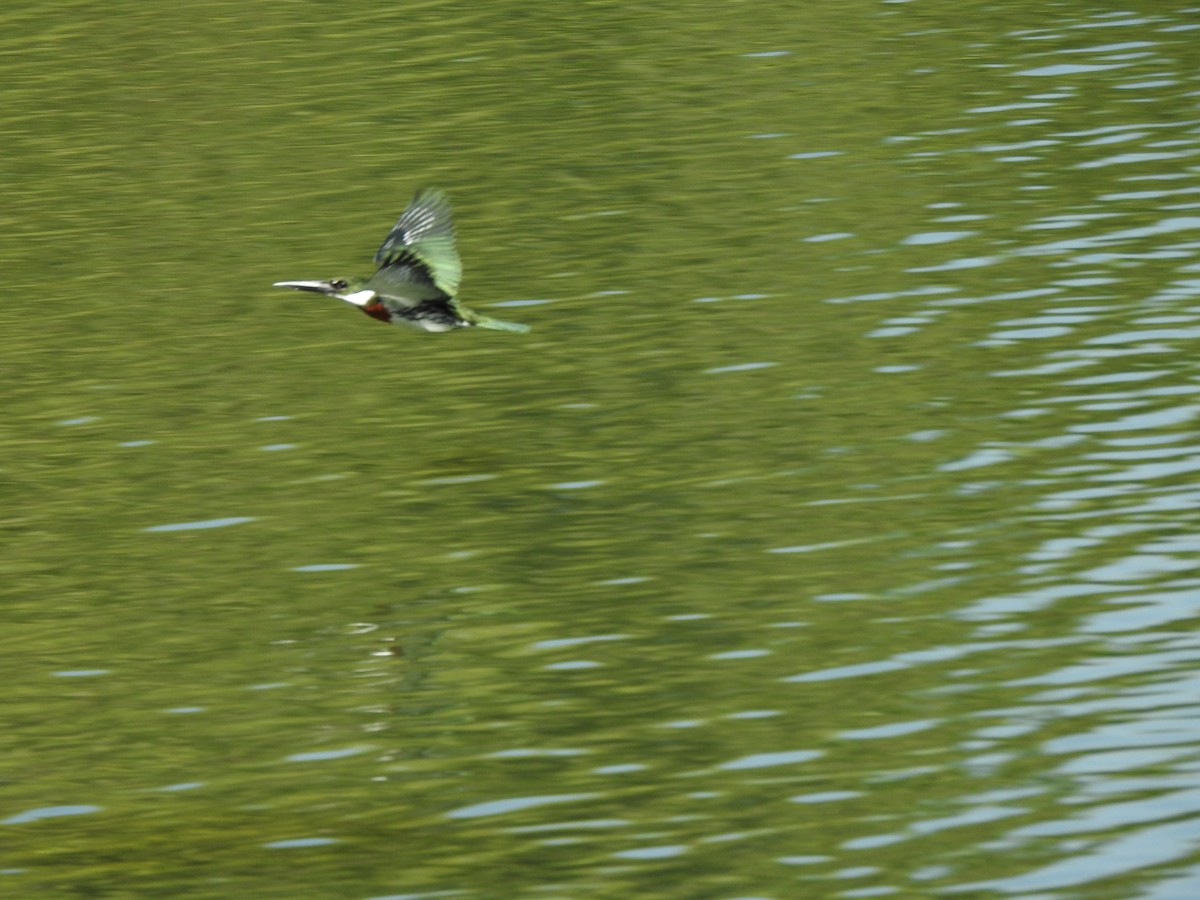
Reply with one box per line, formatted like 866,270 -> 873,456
374,188 -> 462,298
365,264 -> 448,311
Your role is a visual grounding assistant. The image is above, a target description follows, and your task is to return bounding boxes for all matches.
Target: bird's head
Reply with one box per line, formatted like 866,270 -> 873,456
272,278 -> 374,307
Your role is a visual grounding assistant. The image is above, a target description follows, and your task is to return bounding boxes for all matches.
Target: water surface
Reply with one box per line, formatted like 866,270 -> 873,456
4,1 -> 1200,897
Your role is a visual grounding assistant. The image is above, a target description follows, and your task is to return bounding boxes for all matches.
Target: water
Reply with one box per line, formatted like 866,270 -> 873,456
4,1 -> 1200,897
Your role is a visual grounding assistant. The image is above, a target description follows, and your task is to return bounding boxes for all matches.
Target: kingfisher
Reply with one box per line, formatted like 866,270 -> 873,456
273,188 -> 530,334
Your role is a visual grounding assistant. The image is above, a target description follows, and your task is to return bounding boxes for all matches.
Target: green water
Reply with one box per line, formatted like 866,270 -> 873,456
5,1 -> 1200,897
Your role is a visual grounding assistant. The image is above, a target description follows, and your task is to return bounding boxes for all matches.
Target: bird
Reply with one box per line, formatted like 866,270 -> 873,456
273,188 -> 530,334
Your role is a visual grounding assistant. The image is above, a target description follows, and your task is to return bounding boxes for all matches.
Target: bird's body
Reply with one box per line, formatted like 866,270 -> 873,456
273,188 -> 530,334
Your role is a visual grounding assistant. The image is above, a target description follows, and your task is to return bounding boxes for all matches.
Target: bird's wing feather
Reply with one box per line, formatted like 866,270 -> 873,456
374,188 -> 462,297
366,264 -> 449,311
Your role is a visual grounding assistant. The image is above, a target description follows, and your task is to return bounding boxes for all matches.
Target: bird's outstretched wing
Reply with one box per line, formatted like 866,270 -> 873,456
365,263 -> 448,311
374,188 -> 462,298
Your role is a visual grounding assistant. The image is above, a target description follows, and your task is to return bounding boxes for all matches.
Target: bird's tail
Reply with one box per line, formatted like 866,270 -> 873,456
473,315 -> 531,334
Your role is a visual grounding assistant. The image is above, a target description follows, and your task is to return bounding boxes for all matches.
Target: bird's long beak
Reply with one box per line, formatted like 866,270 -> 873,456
273,280 -> 336,295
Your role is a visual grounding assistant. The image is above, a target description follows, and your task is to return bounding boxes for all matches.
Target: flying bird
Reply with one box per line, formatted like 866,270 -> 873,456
273,188 -> 530,334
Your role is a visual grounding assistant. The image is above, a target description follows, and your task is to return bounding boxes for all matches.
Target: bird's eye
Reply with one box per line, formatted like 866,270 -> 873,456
330,280 -> 347,290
